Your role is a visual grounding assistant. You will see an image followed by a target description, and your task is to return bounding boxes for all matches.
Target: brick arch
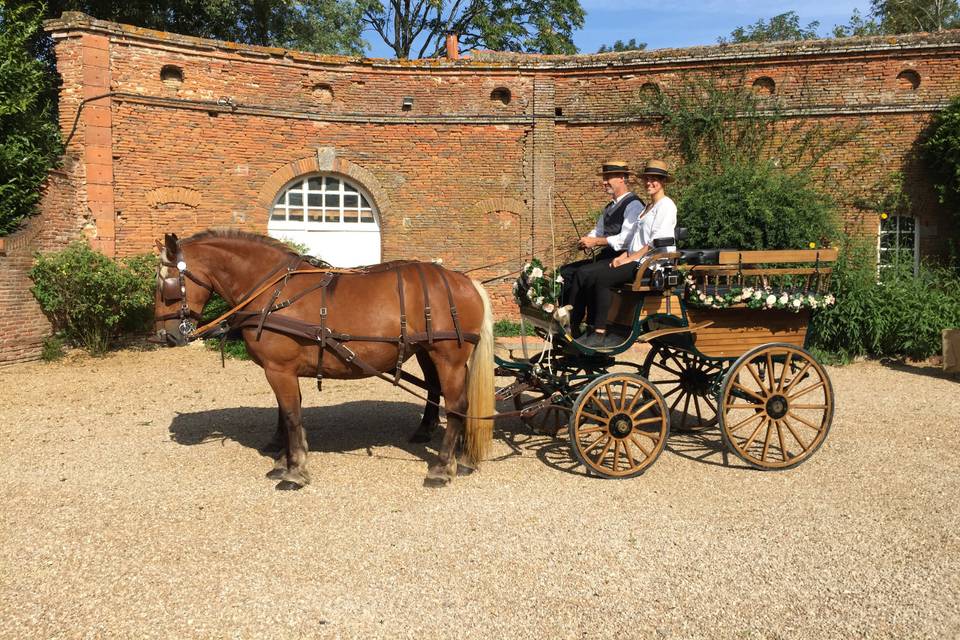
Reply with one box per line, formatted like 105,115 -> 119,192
257,152 -> 392,221
468,197 -> 528,218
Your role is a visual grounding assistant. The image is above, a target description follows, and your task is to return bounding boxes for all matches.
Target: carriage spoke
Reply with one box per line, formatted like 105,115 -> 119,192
578,425 -> 605,435
623,438 -> 638,468
702,394 -> 718,414
619,381 -> 628,410
746,363 -> 767,392
732,382 -> 766,402
782,417 -> 811,451
661,385 -> 682,399
727,411 -> 764,433
725,402 -> 762,410
651,359 -> 683,377
590,395 -> 613,417
776,420 -> 789,462
789,381 -> 825,401
777,353 -> 793,392
583,433 -> 608,454
669,389 -> 685,412
784,362 -> 812,392
766,353 -> 777,393
579,411 -> 607,424
681,393 -> 692,429
624,387 -> 644,413
791,404 -> 829,410
630,399 -> 658,420
741,417 -> 769,452
634,416 -> 665,425
693,395 -> 704,424
630,435 -> 652,457
760,419 -> 774,461
786,411 -> 822,431
596,436 -> 615,466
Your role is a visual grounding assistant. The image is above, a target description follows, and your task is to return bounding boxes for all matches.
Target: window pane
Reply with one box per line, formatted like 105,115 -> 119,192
325,193 -> 339,208
271,207 -> 286,221
288,209 -> 303,221
324,177 -> 339,190
344,194 -> 359,208
307,210 -> 322,222
324,210 -> 340,223
343,183 -> 357,193
879,233 -> 895,249
288,191 -> 303,207
359,209 -> 374,222
343,211 -> 359,223
307,177 -> 323,191
360,195 -> 370,207
307,193 -> 322,207
899,216 -> 915,232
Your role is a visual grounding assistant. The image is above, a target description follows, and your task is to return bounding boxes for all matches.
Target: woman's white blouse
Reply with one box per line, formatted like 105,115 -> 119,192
607,197 -> 677,260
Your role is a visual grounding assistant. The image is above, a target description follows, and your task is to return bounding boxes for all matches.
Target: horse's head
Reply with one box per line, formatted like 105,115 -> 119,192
153,233 -> 215,346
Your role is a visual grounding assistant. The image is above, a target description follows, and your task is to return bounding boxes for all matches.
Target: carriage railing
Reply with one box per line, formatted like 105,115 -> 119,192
680,248 -> 838,306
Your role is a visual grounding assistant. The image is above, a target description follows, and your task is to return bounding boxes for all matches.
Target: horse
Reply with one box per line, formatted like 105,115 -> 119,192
153,229 -> 495,490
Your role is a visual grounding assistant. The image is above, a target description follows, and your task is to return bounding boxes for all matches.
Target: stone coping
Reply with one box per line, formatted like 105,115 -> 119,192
44,12 -> 960,72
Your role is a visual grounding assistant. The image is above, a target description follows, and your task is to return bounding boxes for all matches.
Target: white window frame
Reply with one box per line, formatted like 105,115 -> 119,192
270,174 -> 379,232
877,214 -> 919,275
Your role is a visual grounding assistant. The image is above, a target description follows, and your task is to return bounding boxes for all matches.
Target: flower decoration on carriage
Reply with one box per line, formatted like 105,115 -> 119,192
684,275 -> 836,312
514,258 -> 564,311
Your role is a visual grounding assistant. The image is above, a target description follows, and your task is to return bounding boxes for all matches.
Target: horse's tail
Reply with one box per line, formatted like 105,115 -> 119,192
465,279 -> 495,467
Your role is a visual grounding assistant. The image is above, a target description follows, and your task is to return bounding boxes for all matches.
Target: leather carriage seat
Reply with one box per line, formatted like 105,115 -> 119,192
678,249 -> 721,265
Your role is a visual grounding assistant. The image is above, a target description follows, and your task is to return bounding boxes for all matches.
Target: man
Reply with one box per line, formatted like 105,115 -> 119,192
559,160 -> 645,336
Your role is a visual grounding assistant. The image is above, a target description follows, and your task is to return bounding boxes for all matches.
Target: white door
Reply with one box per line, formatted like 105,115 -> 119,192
268,174 -> 381,267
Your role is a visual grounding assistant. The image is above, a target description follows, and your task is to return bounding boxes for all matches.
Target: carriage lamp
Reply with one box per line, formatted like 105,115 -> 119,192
402,96 -> 414,110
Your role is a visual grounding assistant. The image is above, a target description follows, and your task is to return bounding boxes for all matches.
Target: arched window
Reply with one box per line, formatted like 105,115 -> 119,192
878,214 -> 918,275
268,174 -> 380,266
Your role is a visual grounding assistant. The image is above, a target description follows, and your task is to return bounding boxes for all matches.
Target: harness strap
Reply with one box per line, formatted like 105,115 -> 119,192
317,281 -> 329,390
433,264 -> 464,347
394,267 -> 408,385
414,263 -> 433,344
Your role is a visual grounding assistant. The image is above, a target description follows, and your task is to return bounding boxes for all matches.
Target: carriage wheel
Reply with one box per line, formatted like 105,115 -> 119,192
569,373 -> 670,478
641,345 -> 724,432
719,343 -> 833,470
513,390 -> 571,436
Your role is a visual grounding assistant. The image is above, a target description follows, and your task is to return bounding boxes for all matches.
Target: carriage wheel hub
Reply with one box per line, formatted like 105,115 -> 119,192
609,413 -> 633,438
679,369 -> 711,396
766,394 -> 789,419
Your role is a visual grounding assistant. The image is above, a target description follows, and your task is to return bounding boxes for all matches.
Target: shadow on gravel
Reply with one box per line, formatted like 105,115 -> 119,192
169,400 -> 435,463
880,358 -> 959,382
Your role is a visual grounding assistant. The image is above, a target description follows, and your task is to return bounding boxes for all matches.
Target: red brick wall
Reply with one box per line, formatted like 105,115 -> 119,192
2,13 -> 958,365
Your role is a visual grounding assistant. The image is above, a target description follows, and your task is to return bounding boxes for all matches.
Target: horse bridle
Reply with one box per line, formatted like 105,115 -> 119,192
157,244 -> 214,340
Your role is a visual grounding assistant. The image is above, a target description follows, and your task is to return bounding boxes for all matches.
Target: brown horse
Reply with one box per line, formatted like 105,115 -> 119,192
153,229 -> 494,490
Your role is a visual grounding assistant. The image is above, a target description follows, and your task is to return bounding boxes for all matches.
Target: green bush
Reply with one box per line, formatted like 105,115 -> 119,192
677,162 -> 839,250
0,2 -> 63,235
30,242 -> 155,355
924,95 -> 960,249
201,294 -> 251,359
40,334 -> 65,361
809,241 -> 960,361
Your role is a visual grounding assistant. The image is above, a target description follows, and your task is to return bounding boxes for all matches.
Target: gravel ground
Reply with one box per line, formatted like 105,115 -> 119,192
1,343 -> 958,639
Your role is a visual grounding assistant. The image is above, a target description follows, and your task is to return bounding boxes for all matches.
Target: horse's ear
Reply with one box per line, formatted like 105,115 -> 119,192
164,233 -> 179,257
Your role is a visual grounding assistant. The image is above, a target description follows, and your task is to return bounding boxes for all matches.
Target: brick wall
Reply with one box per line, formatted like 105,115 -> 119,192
1,12 -> 957,365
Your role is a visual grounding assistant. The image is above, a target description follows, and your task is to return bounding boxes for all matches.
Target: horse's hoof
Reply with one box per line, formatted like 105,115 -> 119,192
456,463 -> 476,477
265,468 -> 286,480
423,476 -> 451,488
275,480 -> 303,491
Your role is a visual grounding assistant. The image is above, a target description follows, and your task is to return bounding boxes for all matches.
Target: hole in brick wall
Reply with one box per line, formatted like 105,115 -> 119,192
491,87 -> 511,105
897,69 -> 920,90
313,83 -> 334,104
160,65 -> 184,89
639,82 -> 660,100
555,107 -> 563,117
752,76 -> 776,96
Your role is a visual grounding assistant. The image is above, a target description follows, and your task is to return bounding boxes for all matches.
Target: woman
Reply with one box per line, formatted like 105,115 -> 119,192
573,159 -> 677,349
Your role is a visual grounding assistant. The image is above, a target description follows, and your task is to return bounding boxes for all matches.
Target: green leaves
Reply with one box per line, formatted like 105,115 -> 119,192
924,95 -> 960,254
30,242 -> 156,355
721,11 -> 820,44
0,2 -> 63,236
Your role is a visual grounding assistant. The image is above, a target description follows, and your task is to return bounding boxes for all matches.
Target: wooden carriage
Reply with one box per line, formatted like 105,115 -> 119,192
496,245 -> 837,479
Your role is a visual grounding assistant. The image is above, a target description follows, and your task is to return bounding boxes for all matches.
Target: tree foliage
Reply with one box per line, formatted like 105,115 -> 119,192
870,0 -> 960,32
597,38 -> 645,53
0,1 -> 63,236
720,11 -> 820,44
359,0 -> 584,59
924,95 -> 960,247
44,0 -> 366,54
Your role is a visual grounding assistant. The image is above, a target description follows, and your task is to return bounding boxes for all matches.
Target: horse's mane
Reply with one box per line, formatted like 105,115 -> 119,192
181,228 -> 298,256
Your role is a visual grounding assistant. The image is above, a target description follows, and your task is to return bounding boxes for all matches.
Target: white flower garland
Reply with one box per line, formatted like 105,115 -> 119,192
684,275 -> 835,312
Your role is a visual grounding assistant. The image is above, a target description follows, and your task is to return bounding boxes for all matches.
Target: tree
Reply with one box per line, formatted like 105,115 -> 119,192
43,0 -> 366,54
721,11 -> 820,44
359,0 -> 585,59
870,0 -> 960,32
0,1 -> 63,236
597,38 -> 645,53
924,95 -> 960,251
831,8 -> 883,37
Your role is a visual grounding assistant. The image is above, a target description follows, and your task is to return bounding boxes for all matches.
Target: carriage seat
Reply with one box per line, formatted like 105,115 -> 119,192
677,249 -> 722,265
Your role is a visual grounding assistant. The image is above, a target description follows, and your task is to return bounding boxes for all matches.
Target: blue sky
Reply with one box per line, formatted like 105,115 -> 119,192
362,0 -> 874,57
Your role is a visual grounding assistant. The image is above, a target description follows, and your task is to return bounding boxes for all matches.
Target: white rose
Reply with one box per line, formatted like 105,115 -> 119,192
779,294 -> 789,304
531,267 -> 543,279
555,274 -> 563,283
699,294 -> 706,301
523,263 -> 531,271
792,298 -> 801,308
754,291 -> 763,299
705,296 -> 714,305
527,288 -> 534,300
766,294 -> 776,306
810,299 -> 818,308
535,296 -> 544,306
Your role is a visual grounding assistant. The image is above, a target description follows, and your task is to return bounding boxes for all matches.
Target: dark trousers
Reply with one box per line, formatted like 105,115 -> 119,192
559,246 -> 617,307
568,259 -> 639,334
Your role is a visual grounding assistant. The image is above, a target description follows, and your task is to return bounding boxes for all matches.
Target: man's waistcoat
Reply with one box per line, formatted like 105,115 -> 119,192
602,193 -> 642,236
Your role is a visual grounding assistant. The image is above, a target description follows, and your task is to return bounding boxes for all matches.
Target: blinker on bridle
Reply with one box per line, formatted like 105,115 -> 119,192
157,244 -> 214,340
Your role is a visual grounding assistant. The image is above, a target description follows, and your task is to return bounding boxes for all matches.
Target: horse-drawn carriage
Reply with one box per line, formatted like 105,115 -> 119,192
494,238 -> 837,478
154,230 -> 836,488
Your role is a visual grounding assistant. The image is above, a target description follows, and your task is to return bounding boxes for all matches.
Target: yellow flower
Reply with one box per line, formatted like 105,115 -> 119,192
880,212 -> 888,220
808,242 -> 816,249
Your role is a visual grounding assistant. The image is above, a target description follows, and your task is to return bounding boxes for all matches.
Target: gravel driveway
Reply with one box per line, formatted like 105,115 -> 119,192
1,343 -> 958,639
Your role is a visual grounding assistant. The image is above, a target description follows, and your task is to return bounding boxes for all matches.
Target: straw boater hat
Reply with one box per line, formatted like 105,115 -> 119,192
597,160 -> 635,177
639,159 -> 675,183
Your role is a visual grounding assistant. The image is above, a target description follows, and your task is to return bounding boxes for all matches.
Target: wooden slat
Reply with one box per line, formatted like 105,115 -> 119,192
684,267 -> 832,276
685,307 -> 810,358
717,249 -> 838,264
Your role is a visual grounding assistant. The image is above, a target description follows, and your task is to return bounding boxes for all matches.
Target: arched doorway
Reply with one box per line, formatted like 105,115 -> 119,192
267,174 -> 381,267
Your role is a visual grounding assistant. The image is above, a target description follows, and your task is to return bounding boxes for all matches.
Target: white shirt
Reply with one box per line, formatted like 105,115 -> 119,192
608,196 -> 677,260
587,192 -> 644,239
